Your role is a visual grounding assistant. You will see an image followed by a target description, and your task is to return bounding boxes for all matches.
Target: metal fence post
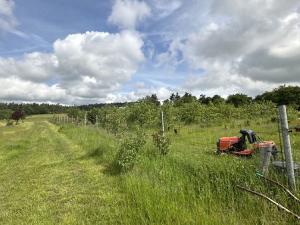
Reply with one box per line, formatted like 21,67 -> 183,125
279,105 -> 296,190
260,143 -> 272,176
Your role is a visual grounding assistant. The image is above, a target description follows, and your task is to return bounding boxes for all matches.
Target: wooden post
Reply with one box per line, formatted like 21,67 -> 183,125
279,105 -> 296,190
84,112 -> 87,127
96,115 -> 98,128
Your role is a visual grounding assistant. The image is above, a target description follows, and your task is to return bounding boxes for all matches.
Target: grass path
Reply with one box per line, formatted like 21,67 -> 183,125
0,117 -> 121,225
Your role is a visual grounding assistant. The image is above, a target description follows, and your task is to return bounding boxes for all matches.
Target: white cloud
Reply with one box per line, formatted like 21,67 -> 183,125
108,0 -> 151,29
177,0 -> 300,96
0,31 -> 145,104
54,31 -> 145,98
0,77 -> 67,103
0,52 -> 58,82
0,0 -> 17,32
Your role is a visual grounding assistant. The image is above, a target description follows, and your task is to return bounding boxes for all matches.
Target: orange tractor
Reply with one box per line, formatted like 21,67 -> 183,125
216,129 -> 278,157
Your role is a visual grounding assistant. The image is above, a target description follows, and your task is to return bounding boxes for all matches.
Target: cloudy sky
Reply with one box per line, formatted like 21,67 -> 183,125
0,0 -> 299,104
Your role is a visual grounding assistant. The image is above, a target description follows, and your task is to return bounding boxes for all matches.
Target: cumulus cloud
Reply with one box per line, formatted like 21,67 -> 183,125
178,0 -> 300,96
0,31 -> 145,104
53,31 -> 145,98
0,0 -> 17,32
2,0 -> 300,104
0,53 -> 58,82
0,77 -> 67,103
108,0 -> 151,29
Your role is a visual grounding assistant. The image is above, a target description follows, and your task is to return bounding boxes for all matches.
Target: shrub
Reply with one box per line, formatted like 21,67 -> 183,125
115,132 -> 146,172
0,109 -> 13,120
152,133 -> 171,155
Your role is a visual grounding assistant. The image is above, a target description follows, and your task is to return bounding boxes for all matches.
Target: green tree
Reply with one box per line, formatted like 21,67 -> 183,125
199,95 -> 212,104
143,94 -> 160,106
255,85 -> 300,108
227,94 -> 252,107
212,95 -> 225,104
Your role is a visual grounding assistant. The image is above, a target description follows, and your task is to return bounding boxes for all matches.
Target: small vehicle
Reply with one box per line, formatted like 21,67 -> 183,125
216,129 -> 277,157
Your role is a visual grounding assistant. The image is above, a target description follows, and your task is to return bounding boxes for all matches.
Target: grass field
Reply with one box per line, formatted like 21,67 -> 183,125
0,115 -> 300,224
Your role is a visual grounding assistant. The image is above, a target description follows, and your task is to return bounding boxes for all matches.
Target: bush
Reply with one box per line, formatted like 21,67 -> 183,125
152,133 -> 171,155
115,132 -> 146,172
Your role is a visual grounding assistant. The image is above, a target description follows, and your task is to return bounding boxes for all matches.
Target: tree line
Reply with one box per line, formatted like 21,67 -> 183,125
1,85 -> 300,122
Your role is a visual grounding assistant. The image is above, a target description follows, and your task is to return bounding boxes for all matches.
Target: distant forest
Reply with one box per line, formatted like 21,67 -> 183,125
0,85 -> 299,119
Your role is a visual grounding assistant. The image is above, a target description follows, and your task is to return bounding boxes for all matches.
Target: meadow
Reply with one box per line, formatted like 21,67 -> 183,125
0,107 -> 300,224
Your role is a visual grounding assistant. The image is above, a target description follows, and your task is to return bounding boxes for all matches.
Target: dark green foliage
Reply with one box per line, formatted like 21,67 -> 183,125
67,108 -> 83,120
0,103 -> 68,115
142,94 -> 160,106
256,85 -> 300,108
152,133 -> 171,155
169,92 -> 181,104
180,92 -> 197,104
87,108 -> 97,124
227,93 -> 252,107
199,94 -> 212,104
212,95 -> 225,104
0,109 -> 13,120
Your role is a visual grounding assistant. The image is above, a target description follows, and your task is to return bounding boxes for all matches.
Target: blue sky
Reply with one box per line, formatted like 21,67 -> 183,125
0,0 -> 299,104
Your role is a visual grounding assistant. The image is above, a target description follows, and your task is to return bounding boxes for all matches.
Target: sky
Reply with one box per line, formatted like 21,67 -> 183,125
0,0 -> 299,105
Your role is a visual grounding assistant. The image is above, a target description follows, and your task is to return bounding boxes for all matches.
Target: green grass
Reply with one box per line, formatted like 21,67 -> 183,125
0,116 -> 300,224
0,116 -> 122,225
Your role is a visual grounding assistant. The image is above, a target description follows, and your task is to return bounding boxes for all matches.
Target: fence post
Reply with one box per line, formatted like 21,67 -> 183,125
279,105 -> 296,191
260,143 -> 272,176
160,101 -> 165,136
96,115 -> 98,128
84,112 -> 87,127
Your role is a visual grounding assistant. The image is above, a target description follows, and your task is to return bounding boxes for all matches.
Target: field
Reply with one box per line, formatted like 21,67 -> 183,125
0,115 -> 300,225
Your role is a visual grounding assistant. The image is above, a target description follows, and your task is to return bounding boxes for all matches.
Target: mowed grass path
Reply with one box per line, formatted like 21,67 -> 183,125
0,116 -> 121,225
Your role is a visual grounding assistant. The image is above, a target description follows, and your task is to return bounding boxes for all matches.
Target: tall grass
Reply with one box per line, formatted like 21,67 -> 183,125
58,117 -> 300,225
